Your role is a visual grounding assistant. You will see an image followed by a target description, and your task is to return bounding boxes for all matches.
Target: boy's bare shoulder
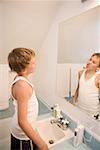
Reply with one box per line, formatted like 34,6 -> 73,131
95,74 -> 100,82
13,80 -> 29,92
12,80 -> 31,100
15,80 -> 28,87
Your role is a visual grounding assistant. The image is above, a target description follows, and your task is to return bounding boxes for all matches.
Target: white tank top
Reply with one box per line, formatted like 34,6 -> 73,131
77,70 -> 100,115
10,76 -> 39,140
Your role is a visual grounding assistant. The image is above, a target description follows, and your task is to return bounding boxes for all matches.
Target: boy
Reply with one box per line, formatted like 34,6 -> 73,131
72,53 -> 100,119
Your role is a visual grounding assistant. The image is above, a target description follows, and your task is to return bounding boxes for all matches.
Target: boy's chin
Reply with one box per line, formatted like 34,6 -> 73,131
86,66 -> 89,69
86,65 -> 91,70
86,67 -> 91,71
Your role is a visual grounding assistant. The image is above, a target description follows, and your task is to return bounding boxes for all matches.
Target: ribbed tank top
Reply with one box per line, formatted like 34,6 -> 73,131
77,70 -> 100,115
10,76 -> 39,140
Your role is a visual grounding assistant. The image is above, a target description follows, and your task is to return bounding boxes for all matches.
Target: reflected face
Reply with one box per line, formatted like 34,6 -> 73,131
86,55 -> 100,71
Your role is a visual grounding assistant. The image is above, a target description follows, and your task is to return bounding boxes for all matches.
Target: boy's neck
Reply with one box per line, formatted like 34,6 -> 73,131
17,73 -> 28,79
86,69 -> 96,74
85,69 -> 96,80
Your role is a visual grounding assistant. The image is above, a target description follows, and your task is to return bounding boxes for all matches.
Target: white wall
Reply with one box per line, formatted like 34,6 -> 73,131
1,1 -> 61,63
34,0 -> 99,105
0,3 -> 3,64
56,63 -> 84,97
0,65 -> 9,110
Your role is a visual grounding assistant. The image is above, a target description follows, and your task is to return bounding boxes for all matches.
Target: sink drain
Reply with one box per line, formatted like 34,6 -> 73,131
48,139 -> 54,144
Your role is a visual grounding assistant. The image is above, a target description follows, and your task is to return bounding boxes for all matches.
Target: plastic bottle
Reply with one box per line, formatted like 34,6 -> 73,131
73,124 -> 84,147
77,124 -> 84,145
52,104 -> 61,119
56,104 -> 61,119
73,128 -> 78,147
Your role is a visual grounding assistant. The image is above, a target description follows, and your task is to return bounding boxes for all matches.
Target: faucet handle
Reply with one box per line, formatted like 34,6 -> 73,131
59,116 -> 64,120
63,119 -> 69,127
60,119 -> 69,130
65,120 -> 69,126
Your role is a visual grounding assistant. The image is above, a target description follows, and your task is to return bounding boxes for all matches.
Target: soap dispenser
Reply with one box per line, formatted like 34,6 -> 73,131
51,104 -> 61,119
55,104 -> 61,119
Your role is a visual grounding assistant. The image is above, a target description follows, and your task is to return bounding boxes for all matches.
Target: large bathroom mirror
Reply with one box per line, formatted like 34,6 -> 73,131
57,6 -> 100,120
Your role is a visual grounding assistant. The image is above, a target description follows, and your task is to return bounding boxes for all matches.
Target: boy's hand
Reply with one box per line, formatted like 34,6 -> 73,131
39,141 -> 49,150
71,96 -> 76,105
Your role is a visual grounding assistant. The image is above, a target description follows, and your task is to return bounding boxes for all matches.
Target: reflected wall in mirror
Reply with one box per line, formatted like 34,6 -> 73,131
58,6 -> 99,63
56,6 -> 100,120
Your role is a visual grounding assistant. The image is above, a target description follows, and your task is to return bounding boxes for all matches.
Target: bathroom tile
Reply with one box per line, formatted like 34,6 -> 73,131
62,112 -> 77,131
38,99 -> 50,115
0,99 -> 15,119
84,131 -> 100,150
0,98 -> 50,119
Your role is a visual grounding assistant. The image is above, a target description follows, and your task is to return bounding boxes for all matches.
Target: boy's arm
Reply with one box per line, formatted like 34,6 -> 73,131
95,74 -> 100,120
95,74 -> 100,89
72,85 -> 79,105
72,70 -> 83,105
13,81 -> 48,150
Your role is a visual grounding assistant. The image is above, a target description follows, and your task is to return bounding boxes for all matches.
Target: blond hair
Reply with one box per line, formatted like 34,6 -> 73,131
8,48 -> 35,73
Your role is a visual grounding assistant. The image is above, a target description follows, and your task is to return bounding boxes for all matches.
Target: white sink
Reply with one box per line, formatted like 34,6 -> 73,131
36,117 -> 73,148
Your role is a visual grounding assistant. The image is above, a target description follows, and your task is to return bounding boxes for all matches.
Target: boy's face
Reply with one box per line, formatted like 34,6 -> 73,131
25,56 -> 36,74
86,55 -> 100,71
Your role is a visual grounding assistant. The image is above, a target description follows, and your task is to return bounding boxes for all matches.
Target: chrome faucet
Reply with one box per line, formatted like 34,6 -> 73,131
50,116 -> 69,130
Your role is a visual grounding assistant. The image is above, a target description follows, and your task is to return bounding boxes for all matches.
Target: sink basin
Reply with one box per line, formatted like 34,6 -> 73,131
36,117 -> 73,148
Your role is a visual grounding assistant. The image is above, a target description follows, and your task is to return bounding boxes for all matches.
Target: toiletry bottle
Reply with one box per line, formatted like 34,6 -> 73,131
56,104 -> 61,119
51,104 -> 58,118
73,124 -> 84,147
77,124 -> 84,145
53,104 -> 61,119
73,128 -> 78,147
